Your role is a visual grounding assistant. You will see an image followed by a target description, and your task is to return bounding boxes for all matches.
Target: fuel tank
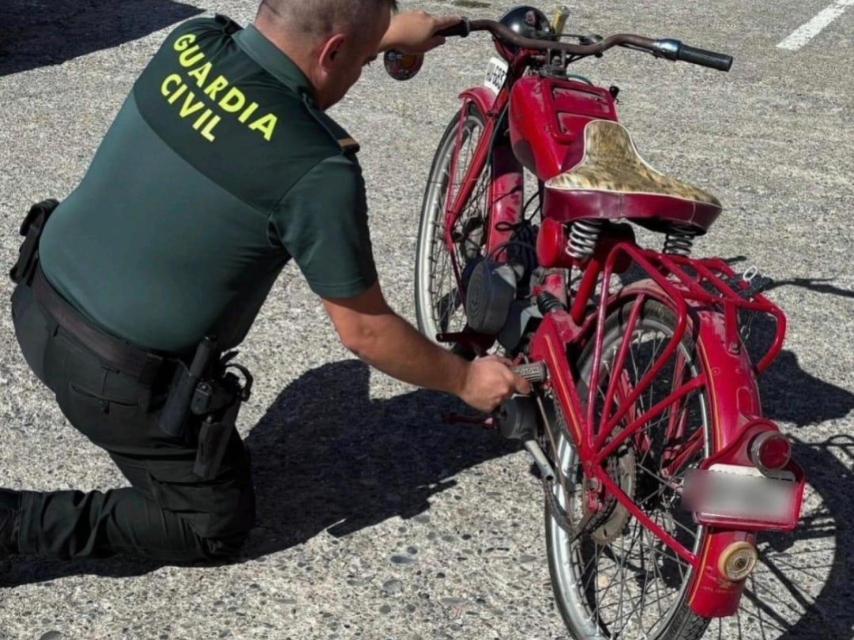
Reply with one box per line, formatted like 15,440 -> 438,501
508,75 -> 619,182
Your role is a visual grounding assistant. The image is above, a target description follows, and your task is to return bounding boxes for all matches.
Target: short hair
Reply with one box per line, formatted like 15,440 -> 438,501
258,0 -> 398,38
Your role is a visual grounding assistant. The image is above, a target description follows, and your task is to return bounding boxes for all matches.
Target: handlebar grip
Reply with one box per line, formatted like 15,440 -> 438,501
512,362 -> 548,383
677,43 -> 733,71
653,39 -> 733,71
437,18 -> 472,39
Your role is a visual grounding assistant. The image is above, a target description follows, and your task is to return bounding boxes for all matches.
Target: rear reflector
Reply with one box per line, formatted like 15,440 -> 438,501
719,541 -> 758,581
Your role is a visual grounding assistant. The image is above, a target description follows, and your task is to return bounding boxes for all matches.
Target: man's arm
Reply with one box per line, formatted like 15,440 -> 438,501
378,11 -> 462,54
271,154 -> 525,411
323,282 -> 530,413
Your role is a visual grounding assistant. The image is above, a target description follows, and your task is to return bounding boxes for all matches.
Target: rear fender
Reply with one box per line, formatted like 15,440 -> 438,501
583,279 -> 799,618
687,308 -> 802,617
622,289 -> 801,617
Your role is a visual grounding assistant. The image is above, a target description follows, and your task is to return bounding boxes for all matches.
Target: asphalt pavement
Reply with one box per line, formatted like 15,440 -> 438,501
0,1 -> 852,638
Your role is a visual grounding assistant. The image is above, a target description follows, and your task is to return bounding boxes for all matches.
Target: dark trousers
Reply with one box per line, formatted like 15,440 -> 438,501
9,283 -> 256,562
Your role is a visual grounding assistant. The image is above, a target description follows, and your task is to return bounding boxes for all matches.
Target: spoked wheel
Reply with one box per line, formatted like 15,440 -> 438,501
544,297 -> 714,640
414,104 -> 489,346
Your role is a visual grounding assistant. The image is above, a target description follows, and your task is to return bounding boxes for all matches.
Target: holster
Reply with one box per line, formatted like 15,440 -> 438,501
158,337 -> 217,439
10,199 -> 59,285
192,371 -> 246,480
159,339 -> 253,480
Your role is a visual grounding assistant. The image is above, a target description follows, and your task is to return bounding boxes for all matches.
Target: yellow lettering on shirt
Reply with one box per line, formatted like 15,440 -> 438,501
179,92 -> 205,119
187,62 -> 212,87
160,39 -> 280,143
167,83 -> 188,105
201,115 -> 221,142
193,109 -> 214,130
219,87 -> 246,113
238,102 -> 259,123
178,45 -> 205,68
204,75 -> 229,100
174,34 -> 197,52
161,73 -> 182,97
248,114 -> 278,142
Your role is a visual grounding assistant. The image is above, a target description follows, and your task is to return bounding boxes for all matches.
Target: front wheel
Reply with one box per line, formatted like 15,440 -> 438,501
544,297 -> 713,640
414,103 -> 489,345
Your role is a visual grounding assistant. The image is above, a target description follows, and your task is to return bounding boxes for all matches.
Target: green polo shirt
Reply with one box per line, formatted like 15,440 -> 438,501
39,15 -> 377,353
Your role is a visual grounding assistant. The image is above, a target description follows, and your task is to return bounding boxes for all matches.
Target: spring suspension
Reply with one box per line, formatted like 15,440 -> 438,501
663,224 -> 697,256
567,219 -> 604,261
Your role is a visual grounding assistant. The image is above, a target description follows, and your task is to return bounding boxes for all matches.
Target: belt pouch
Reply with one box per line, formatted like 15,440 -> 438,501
194,399 -> 240,480
157,337 -> 216,439
10,198 -> 59,285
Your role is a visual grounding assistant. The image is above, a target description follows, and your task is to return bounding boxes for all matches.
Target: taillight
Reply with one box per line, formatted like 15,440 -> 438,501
749,431 -> 791,473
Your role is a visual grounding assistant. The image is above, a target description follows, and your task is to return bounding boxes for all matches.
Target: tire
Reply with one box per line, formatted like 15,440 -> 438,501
414,103 -> 489,346
544,297 -> 712,640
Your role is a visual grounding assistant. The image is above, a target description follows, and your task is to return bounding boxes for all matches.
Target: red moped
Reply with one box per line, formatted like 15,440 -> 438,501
400,6 -> 806,639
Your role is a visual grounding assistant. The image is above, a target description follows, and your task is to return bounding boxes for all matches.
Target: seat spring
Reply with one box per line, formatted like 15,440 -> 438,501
663,224 -> 696,256
567,219 -> 604,261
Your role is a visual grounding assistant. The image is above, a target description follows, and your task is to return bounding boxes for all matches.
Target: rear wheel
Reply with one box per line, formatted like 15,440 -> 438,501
414,104 -> 489,346
544,297 -> 713,640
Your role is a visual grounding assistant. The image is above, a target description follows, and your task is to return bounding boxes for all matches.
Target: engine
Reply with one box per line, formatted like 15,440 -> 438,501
464,219 -> 540,352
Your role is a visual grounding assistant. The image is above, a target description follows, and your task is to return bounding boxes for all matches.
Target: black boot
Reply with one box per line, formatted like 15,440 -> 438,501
0,489 -> 22,562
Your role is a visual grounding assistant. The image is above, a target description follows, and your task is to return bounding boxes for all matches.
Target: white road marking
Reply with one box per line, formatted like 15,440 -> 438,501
777,0 -> 854,50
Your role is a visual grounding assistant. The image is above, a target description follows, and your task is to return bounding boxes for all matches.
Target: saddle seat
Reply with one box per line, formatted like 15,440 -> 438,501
544,119 -> 722,232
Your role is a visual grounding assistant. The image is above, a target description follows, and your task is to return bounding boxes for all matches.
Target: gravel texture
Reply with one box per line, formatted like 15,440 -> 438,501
0,0 -> 852,638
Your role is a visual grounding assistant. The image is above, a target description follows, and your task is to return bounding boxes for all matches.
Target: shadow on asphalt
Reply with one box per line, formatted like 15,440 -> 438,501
3,360 -> 518,584
3,353 -> 852,639
740,308 -> 854,428
727,434 -> 854,640
760,350 -> 854,427
0,0 -> 202,76
244,359 -> 518,551
719,303 -> 854,638
725,255 -> 854,301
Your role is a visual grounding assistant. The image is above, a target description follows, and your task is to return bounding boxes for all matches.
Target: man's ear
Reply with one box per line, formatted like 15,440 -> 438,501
318,33 -> 347,71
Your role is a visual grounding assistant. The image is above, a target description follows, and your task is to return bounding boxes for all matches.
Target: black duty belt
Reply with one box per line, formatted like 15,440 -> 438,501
32,264 -> 170,385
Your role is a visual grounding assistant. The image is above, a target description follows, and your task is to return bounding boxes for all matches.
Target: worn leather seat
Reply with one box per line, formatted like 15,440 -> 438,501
544,119 -> 722,231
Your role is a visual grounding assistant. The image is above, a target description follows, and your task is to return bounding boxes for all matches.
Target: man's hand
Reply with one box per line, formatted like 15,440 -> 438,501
379,11 -> 463,54
322,283 -> 530,415
459,356 -> 532,413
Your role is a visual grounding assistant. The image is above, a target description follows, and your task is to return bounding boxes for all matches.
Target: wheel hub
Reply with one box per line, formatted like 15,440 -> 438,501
582,445 -> 637,544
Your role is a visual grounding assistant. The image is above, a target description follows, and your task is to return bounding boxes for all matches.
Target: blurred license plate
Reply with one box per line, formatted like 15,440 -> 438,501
484,57 -> 509,94
682,464 -> 797,525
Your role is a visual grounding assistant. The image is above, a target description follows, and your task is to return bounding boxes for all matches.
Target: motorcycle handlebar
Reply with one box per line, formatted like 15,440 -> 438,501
437,19 -> 732,72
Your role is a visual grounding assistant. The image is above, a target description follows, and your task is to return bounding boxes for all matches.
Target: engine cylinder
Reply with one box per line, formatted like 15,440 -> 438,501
465,259 -> 517,334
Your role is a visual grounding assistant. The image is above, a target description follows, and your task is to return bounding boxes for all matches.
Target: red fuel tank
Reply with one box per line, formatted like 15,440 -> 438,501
509,75 -> 619,181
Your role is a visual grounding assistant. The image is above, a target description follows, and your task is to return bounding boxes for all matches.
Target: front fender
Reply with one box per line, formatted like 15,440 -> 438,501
459,86 -> 499,117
